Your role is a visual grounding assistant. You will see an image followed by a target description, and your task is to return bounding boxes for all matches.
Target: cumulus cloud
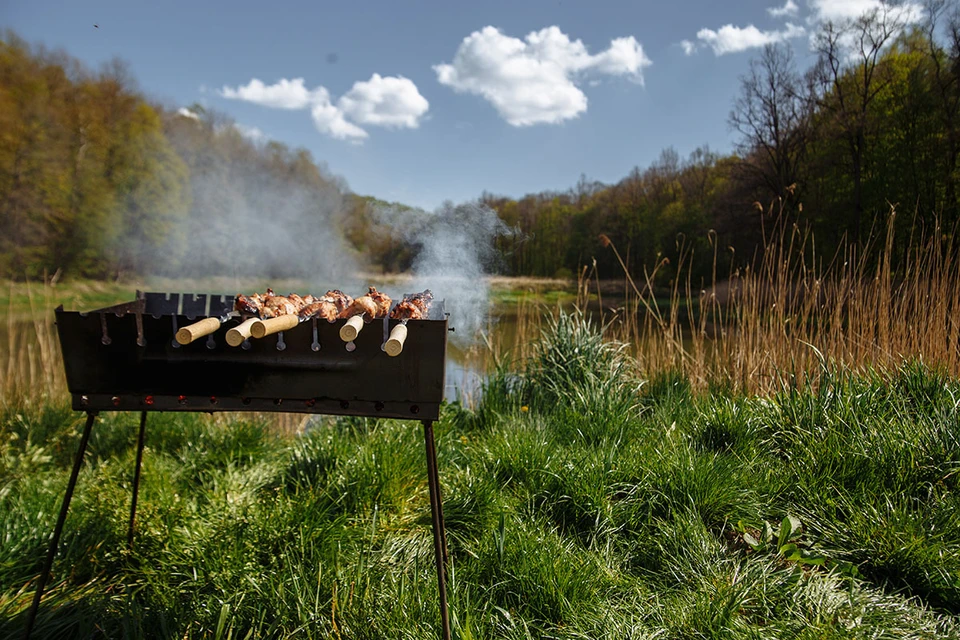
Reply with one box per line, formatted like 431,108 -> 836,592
339,74 -> 430,128
177,107 -> 200,120
768,0 -> 800,17
696,22 -> 806,55
807,0 -> 924,23
680,39 -> 698,55
310,89 -> 370,142
220,77 -> 321,109
218,74 -> 429,142
433,26 -> 651,127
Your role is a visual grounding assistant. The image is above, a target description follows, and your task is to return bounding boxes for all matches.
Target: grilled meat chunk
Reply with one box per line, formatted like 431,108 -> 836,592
390,289 -> 434,321
235,293 -> 263,315
299,301 -> 335,321
261,293 -> 297,319
298,290 -> 355,321
323,290 -> 353,315
339,286 -> 392,321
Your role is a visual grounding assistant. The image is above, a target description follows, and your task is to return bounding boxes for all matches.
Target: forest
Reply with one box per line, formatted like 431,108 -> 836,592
1,3 -> 959,284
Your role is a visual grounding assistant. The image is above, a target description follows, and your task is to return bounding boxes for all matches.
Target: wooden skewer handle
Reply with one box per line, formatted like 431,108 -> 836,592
339,315 -> 365,342
384,324 -> 408,357
176,317 -> 222,345
251,314 -> 299,339
226,318 -> 259,347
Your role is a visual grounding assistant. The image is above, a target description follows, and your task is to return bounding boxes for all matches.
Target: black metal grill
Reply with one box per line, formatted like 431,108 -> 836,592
55,291 -> 448,419
24,291 -> 453,639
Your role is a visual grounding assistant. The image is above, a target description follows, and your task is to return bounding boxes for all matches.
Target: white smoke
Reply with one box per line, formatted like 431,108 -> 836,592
156,111 -> 363,291
371,201 -> 513,344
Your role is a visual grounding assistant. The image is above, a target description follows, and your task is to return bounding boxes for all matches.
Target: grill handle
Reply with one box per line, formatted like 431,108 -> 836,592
251,315 -> 299,339
385,323 -> 407,357
176,317 -> 221,345
226,318 -> 258,347
339,315 -> 365,342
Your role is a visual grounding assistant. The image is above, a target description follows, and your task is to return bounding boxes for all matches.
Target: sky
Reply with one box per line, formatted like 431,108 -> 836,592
1,0 -> 927,209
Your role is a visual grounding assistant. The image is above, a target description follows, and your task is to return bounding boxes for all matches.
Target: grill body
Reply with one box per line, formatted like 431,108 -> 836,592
55,291 -> 448,419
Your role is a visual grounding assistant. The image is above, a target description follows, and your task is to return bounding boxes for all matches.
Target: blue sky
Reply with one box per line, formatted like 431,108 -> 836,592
2,1 -> 914,209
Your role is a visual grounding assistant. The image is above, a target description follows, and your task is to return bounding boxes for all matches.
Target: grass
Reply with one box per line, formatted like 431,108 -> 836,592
2,312 -> 959,638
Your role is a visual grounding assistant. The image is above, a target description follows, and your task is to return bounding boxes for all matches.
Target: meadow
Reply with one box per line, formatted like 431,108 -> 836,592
1,215 -> 960,638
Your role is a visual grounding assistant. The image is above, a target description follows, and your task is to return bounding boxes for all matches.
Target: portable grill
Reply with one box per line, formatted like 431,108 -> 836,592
24,291 -> 454,640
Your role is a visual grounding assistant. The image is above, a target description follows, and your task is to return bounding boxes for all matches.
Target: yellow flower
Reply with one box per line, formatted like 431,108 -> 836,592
520,406 -> 529,413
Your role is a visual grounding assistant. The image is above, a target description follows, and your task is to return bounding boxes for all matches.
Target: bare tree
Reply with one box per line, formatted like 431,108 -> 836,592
923,0 -> 960,222
729,43 -> 807,202
809,5 -> 914,244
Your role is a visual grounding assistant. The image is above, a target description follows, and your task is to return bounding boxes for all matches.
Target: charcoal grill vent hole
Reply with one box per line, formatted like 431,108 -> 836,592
111,396 -> 121,406
305,399 -> 316,408
375,402 -> 385,412
410,405 -> 420,414
340,400 -> 350,410
274,398 -> 283,406
241,397 -> 251,406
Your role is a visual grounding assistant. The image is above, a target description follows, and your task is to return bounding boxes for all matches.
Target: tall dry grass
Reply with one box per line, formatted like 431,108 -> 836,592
1,282 -> 66,407
595,205 -> 960,394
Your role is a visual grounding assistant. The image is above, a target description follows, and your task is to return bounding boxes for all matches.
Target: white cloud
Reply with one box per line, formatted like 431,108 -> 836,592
177,107 -> 200,120
697,22 -> 806,55
311,91 -> 370,143
433,26 -> 651,127
768,0 -> 800,17
680,39 -> 697,55
808,0 -> 924,23
218,74 -> 429,143
220,77 -> 322,109
234,123 -> 267,143
339,74 -> 429,128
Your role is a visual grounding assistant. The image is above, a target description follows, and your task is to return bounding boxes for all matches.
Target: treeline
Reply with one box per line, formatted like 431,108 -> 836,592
480,5 -> 960,283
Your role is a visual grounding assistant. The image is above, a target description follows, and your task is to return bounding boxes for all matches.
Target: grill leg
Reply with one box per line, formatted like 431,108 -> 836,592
422,420 -> 451,640
127,411 -> 148,548
23,411 -> 97,640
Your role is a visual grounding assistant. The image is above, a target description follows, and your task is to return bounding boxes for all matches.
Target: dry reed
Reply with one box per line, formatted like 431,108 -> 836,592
595,205 -> 960,394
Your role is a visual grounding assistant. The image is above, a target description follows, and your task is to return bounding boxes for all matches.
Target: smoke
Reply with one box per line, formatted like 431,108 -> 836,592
371,201 -> 513,344
155,113 -> 363,291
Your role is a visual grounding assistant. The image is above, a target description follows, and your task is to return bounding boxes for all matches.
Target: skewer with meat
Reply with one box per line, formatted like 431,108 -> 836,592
384,289 -> 434,356
179,288 -> 288,346
389,289 -> 434,321
228,289 -> 311,345
338,286 -> 392,342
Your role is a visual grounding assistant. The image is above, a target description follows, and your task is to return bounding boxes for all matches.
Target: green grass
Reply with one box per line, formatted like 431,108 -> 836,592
2,313 -> 960,638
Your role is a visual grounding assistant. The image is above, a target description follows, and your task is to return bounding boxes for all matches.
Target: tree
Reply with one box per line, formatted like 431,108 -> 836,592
922,0 -> 960,223
729,43 -> 808,203
809,4 -> 915,244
